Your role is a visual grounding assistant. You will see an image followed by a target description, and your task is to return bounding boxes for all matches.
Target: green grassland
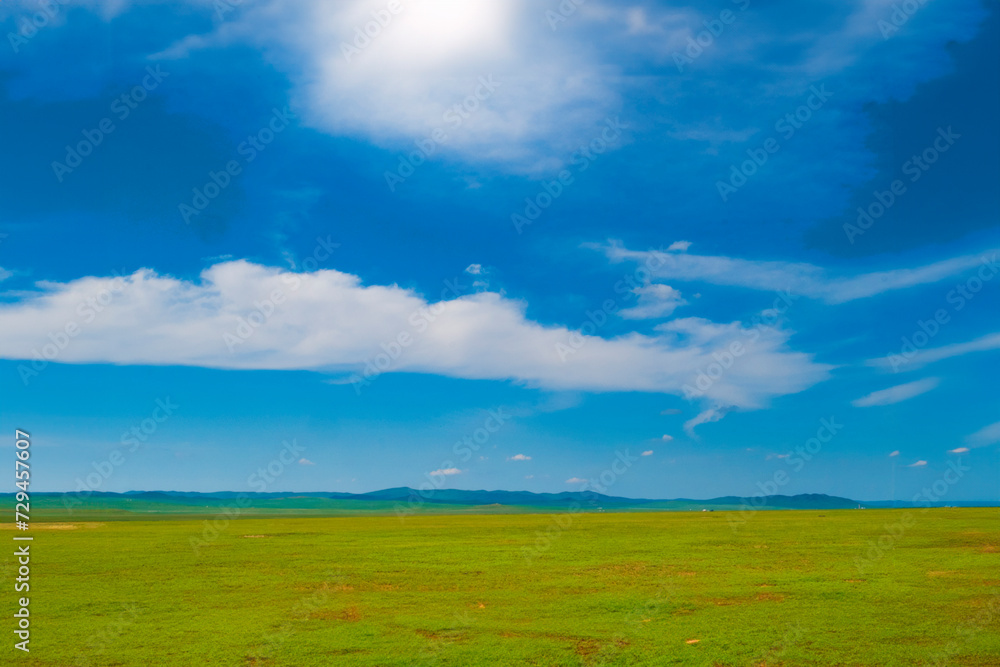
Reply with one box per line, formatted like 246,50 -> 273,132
2,508 -> 998,666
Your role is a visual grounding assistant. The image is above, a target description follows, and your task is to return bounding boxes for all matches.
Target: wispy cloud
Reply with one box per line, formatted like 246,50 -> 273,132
641,450 -> 653,456
683,406 -> 731,436
947,447 -> 970,454
867,332 -> 1000,371
565,477 -> 587,484
618,284 -> 686,320
507,453 -> 531,461
907,460 -> 927,468
889,450 -> 900,457
965,421 -> 1000,448
298,458 -> 315,466
851,378 -> 939,407
601,243 -> 997,304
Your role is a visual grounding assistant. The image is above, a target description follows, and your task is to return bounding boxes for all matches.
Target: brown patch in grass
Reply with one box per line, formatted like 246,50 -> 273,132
710,598 -> 736,606
844,579 -> 866,583
755,593 -> 786,602
310,606 -> 361,622
575,639 -> 601,657
686,639 -> 700,644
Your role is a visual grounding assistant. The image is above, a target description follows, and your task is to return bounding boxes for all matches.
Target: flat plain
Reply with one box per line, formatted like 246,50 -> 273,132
2,508 -> 998,666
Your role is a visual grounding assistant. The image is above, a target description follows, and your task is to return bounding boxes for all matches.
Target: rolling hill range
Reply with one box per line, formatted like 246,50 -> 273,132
15,488 -> 998,521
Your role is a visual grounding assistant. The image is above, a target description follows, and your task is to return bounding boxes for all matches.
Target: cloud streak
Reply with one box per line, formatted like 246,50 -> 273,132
601,243 -> 998,304
851,378 -> 939,407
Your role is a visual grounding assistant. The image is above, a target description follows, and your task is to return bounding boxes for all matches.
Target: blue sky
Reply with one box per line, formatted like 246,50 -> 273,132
1,0 -> 997,501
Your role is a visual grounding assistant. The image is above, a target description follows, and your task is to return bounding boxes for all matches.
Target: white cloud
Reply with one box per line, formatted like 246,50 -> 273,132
429,467 -> 462,476
867,332 -> 1000,371
0,261 -> 830,407
565,477 -> 587,484
298,458 -> 315,465
157,0 -> 630,170
507,453 -> 531,461
907,460 -> 927,468
524,474 -> 533,479
661,434 -> 673,442
667,241 -> 692,252
851,378 -> 939,407
889,450 -> 900,457
619,284 -> 686,320
683,406 -> 731,436
947,447 -> 970,454
0,267 -> 11,282
965,421 -> 1000,448
465,263 -> 483,275
641,450 -> 653,456
601,243 -> 998,304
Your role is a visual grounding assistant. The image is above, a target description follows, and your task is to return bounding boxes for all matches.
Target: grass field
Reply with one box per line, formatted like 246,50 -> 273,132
3,508 -> 998,666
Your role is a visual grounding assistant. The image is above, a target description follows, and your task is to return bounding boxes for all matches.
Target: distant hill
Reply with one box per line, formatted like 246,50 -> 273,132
12,489 -> 998,520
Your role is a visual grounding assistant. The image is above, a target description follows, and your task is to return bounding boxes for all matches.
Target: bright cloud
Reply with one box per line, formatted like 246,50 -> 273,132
507,454 -> 531,461
947,447 -> 970,454
298,458 -> 315,466
0,261 -> 830,407
851,378 -> 939,407
661,434 -> 673,442
429,467 -> 462,476
156,0 -> 634,170
889,450 -> 900,457
641,450 -> 653,456
907,460 -> 927,468
565,477 -> 587,484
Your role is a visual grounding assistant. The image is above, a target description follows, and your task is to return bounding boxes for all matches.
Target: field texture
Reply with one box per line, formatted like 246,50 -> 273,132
2,508 -> 998,666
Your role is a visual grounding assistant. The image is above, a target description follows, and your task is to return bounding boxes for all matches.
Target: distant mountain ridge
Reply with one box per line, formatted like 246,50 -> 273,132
15,488 -> 999,511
